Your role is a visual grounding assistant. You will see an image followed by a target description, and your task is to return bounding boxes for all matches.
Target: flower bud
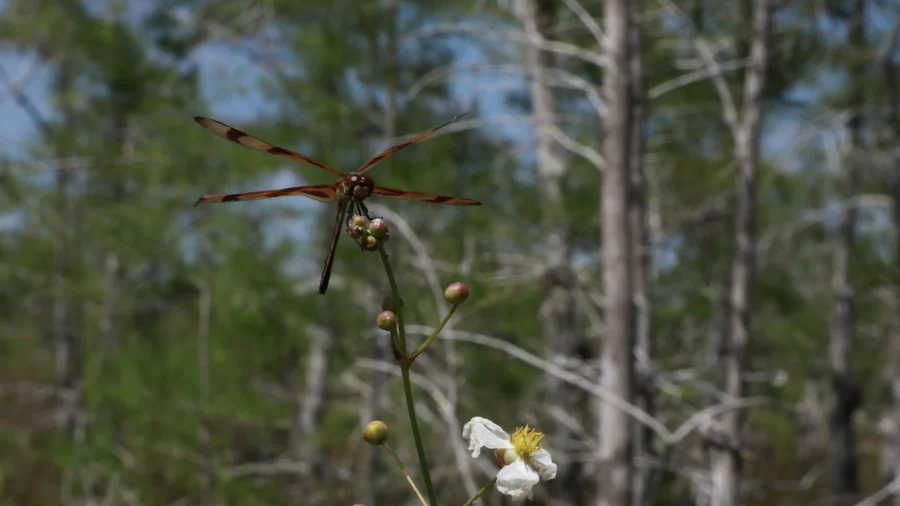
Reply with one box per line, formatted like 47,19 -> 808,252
444,282 -> 470,305
376,311 -> 396,331
348,215 -> 368,228
368,218 -> 390,238
363,235 -> 380,251
363,420 -> 389,445
347,225 -> 367,240
381,296 -> 404,312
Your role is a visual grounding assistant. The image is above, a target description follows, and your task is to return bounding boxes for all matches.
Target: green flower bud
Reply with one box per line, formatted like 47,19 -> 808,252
502,447 -> 519,465
363,420 -> 389,445
363,235 -> 380,251
444,282 -> 470,305
493,448 -> 519,469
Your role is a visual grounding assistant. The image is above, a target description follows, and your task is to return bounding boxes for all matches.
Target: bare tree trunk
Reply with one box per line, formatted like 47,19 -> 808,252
53,167 -> 81,436
883,20 -> 900,506
597,1 -> 634,505
294,326 -> 334,447
517,0 -> 581,504
188,275 -> 215,500
828,3 -> 865,505
291,322 -> 334,505
53,63 -> 84,443
710,2 -> 771,505
628,5 -> 655,505
99,253 -> 121,357
98,107 -> 133,364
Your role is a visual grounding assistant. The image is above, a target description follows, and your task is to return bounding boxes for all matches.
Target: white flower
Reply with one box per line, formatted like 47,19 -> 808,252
462,417 -> 557,500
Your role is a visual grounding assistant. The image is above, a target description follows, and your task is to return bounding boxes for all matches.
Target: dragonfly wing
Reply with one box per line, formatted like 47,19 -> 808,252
356,113 -> 468,174
194,117 -> 343,177
195,184 -> 338,206
372,186 -> 481,206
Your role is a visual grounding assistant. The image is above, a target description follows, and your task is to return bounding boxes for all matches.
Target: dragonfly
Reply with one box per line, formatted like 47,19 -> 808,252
193,114 -> 482,294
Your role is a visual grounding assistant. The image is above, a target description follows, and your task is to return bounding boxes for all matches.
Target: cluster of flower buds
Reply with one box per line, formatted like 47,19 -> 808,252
346,215 -> 390,252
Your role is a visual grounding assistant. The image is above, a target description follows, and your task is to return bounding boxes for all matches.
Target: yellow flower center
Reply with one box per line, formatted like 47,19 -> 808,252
509,425 -> 544,459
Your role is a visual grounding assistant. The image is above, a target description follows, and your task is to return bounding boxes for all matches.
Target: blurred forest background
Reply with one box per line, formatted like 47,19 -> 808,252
2,0 -> 900,505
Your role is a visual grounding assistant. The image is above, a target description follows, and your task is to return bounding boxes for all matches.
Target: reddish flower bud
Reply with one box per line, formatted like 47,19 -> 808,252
381,296 -> 404,312
444,282 -> 470,305
376,311 -> 397,331
347,225 -> 367,239
368,218 -> 390,238
348,215 -> 368,228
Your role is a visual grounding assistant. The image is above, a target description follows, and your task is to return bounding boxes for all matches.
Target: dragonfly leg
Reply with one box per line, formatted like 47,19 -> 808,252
360,202 -> 374,221
360,201 -> 382,222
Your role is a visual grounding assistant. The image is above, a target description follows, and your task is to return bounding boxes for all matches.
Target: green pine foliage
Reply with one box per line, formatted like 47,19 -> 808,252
1,1 -> 900,505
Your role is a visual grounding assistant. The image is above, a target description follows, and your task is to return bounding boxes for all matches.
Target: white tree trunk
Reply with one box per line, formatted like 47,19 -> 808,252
629,5 -> 655,504
883,21 -> 900,506
597,0 -> 634,505
710,1 -> 771,505
828,3 -> 864,505
517,0 -> 582,503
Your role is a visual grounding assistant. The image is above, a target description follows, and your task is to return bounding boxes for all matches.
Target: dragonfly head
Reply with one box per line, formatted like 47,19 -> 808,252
343,173 -> 375,201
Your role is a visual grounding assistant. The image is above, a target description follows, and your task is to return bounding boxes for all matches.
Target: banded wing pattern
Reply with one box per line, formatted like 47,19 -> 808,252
372,186 -> 481,206
192,113 -> 481,295
195,184 -> 338,206
356,113 -> 468,174
194,117 -> 342,177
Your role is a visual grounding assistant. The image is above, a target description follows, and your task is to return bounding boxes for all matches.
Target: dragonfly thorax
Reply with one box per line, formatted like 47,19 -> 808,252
342,173 -> 375,201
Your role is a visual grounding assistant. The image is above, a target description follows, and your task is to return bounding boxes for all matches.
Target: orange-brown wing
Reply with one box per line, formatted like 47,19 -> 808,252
194,184 -> 339,206
372,186 -> 481,206
356,113 -> 468,174
194,117 -> 343,177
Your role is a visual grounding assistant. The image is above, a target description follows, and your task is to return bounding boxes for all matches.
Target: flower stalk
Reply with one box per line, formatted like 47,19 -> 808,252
412,304 -> 457,359
462,477 -> 497,506
378,246 -> 438,506
383,442 -> 429,506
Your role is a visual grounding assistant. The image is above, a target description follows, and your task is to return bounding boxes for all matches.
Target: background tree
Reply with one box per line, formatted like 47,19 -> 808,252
2,1 -> 900,506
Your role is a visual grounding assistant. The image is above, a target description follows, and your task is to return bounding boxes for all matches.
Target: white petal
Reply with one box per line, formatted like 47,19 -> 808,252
495,458 -> 540,500
462,417 -> 512,458
530,449 -> 557,481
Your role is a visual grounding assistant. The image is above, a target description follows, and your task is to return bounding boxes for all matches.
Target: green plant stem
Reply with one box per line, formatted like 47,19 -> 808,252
412,304 -> 457,358
401,364 -> 436,505
390,327 -> 401,358
382,442 -> 428,506
462,477 -> 496,506
378,247 -> 407,353
378,246 -> 438,506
